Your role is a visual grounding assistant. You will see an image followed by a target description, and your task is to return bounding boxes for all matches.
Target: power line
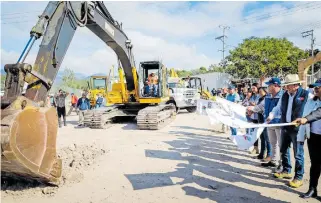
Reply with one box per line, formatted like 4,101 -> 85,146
1,10 -> 42,16
1,14 -> 40,20
1,20 -> 34,25
231,2 -> 321,27
238,2 -> 314,22
278,20 -> 321,38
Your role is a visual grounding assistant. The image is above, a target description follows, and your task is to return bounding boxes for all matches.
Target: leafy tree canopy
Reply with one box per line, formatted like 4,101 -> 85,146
225,37 -> 308,78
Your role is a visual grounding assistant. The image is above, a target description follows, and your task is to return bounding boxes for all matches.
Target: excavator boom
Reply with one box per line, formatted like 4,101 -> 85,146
1,1 -> 138,183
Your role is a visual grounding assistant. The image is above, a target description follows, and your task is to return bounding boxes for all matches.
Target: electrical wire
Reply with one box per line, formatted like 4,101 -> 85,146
231,2 -> 321,27
1,20 -> 34,24
1,10 -> 42,16
238,2 -> 316,23
278,20 -> 321,38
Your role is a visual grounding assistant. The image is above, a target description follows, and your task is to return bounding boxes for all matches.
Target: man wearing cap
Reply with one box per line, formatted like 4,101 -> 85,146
226,84 -> 240,136
77,93 -> 91,126
260,77 -> 287,170
293,78 -> 321,199
267,74 -> 311,188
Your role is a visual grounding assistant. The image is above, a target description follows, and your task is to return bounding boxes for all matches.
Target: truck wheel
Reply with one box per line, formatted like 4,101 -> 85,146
166,100 -> 178,113
186,106 -> 197,113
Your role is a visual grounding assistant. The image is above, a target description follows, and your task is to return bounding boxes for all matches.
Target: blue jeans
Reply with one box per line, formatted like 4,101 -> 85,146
280,127 -> 305,180
246,116 -> 251,134
230,127 -> 237,136
152,84 -> 158,97
259,128 -> 272,157
95,103 -> 102,108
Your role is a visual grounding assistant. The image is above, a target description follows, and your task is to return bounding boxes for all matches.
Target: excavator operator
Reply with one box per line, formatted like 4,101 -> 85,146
147,72 -> 158,97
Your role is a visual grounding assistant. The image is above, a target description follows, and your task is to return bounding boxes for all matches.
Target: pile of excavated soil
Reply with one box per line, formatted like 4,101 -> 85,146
1,143 -> 108,197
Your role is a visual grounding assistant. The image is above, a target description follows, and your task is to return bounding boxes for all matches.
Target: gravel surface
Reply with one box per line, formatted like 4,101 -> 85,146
1,111 -> 320,203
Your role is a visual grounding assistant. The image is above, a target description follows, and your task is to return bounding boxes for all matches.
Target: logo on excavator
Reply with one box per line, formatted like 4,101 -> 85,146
105,22 -> 115,36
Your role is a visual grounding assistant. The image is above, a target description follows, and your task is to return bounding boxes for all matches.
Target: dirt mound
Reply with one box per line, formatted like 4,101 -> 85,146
59,143 -> 107,185
1,143 -> 107,197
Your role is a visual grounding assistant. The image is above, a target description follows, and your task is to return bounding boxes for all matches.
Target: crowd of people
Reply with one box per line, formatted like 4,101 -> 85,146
218,74 -> 321,199
48,90 -> 105,127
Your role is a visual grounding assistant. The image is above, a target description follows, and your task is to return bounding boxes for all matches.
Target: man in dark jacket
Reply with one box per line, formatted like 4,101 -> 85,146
77,93 -> 90,126
270,74 -> 310,188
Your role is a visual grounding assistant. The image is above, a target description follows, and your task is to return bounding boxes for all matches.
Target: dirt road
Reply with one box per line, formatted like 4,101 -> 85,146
1,112 -> 320,203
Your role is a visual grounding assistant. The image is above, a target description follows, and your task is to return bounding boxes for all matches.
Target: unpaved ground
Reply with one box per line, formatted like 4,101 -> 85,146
1,111 -> 320,203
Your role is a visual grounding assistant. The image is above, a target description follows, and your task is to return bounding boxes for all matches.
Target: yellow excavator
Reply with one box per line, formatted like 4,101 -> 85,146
84,61 -> 176,129
1,1 -> 175,183
87,74 -> 109,108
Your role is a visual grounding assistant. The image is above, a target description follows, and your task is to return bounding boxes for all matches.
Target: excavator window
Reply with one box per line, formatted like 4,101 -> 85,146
92,78 -> 107,89
139,62 -> 162,98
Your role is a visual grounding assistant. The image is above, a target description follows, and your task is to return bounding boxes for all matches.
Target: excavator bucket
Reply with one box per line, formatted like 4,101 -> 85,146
1,97 -> 61,183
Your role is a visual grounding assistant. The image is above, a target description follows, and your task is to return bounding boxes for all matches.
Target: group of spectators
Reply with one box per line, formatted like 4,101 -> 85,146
48,90 -> 105,127
219,74 -> 321,199
211,87 -> 228,98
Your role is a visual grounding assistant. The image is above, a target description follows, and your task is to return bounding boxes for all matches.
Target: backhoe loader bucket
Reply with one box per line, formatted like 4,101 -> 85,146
1,97 -> 61,183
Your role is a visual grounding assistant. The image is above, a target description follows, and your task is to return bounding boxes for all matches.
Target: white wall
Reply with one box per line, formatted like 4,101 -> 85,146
194,72 -> 232,90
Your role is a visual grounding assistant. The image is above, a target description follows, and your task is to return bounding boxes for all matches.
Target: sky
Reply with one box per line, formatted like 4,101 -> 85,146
1,1 -> 321,76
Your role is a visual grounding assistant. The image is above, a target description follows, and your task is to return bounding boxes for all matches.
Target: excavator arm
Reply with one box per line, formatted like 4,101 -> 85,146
4,1 -> 136,105
1,1 -> 137,183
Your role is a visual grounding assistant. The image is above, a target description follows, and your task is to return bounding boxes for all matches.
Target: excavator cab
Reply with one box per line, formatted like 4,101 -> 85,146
139,61 -> 168,102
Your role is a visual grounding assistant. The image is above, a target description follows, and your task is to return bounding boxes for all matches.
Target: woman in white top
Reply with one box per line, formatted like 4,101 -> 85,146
297,78 -> 321,199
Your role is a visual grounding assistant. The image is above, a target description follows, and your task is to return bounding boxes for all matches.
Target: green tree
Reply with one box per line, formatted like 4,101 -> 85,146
199,66 -> 207,74
227,37 -> 308,78
62,68 -> 76,88
176,70 -> 192,77
1,74 -> 6,91
208,64 -> 224,73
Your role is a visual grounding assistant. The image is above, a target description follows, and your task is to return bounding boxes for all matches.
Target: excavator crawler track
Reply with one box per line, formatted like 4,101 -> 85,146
136,104 -> 176,130
83,107 -> 119,129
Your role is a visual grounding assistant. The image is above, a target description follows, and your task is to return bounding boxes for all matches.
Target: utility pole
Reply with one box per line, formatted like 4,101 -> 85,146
302,29 -> 316,82
215,25 -> 230,70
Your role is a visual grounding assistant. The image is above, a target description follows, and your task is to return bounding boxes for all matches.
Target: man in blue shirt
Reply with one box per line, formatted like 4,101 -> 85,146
95,94 -> 104,108
77,93 -> 91,126
226,85 -> 240,136
260,77 -> 287,171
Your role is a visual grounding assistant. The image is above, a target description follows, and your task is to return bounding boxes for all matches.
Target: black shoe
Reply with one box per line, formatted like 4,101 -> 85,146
274,164 -> 283,173
300,188 -> 318,199
255,155 -> 264,160
261,161 -> 277,167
